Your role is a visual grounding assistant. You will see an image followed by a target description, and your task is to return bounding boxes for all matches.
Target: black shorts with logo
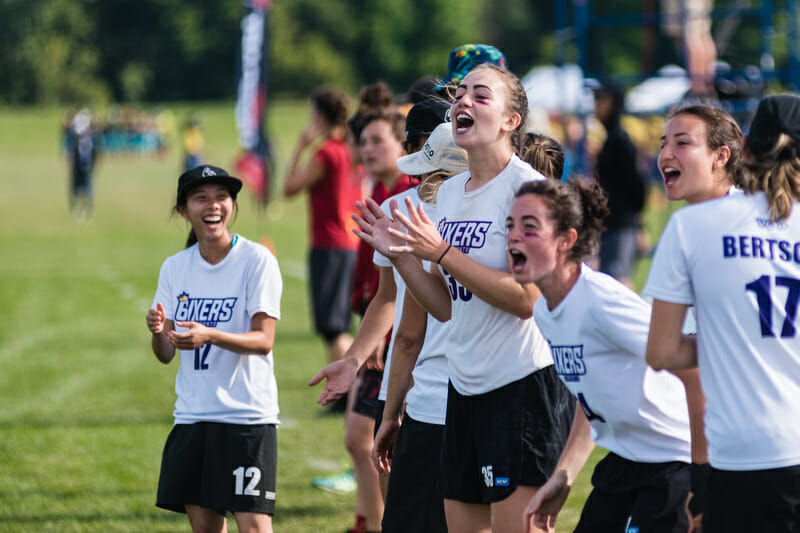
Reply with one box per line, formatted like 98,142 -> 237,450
575,452 -> 689,533
704,464 -> 800,533
156,422 -> 277,515
440,366 -> 574,504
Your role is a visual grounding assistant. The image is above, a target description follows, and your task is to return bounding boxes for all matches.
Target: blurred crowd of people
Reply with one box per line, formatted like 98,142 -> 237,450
61,105 -> 177,158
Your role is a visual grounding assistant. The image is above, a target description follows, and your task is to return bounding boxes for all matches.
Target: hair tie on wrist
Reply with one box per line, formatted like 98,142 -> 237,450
437,243 -> 452,264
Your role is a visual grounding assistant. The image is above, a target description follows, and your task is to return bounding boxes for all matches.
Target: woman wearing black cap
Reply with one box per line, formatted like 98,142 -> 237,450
645,94 -> 800,532
146,165 -> 283,533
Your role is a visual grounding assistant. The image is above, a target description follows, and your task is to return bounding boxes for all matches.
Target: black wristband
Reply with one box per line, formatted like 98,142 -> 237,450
436,243 -> 452,264
688,462 -> 710,517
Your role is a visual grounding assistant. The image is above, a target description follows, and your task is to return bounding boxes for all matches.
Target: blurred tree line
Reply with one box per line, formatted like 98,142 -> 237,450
0,0 -> 783,105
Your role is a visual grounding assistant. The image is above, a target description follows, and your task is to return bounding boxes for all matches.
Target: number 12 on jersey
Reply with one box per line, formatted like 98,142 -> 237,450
194,344 -> 210,370
745,275 -> 800,338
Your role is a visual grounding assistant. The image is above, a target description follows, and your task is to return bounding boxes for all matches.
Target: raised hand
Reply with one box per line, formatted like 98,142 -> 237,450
388,196 -> 448,262
298,120 -> 323,149
147,302 -> 167,334
351,197 -> 407,258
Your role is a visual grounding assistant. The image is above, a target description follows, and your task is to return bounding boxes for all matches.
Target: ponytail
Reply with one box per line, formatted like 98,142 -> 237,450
742,133 -> 800,221
185,229 -> 198,248
570,179 -> 609,262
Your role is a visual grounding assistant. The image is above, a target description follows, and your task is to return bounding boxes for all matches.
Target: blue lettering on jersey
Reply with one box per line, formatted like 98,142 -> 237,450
550,344 -> 587,382
174,292 -> 237,327
437,217 -> 491,254
722,234 -> 800,264
756,217 -> 787,230
495,477 -> 510,487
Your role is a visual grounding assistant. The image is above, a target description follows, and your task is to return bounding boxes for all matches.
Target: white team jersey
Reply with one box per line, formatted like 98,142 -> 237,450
153,235 -> 282,425
535,264 -> 691,463
374,187 -> 418,402
645,192 -> 800,470
405,311 -> 449,425
374,188 -> 450,423
433,155 -> 553,395
672,187 -> 741,335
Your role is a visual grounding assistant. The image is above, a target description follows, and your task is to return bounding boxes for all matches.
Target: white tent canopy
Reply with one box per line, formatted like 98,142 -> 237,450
522,64 -> 594,115
522,63 -> 692,116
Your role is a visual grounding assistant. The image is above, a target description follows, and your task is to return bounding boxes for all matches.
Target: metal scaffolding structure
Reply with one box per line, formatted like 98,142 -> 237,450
556,1 -> 800,93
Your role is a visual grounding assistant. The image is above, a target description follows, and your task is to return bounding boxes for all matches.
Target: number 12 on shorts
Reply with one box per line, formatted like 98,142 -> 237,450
233,466 -> 275,500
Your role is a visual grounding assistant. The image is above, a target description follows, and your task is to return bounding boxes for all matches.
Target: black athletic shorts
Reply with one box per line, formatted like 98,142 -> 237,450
309,248 -> 356,341
574,452 -> 689,533
440,366 -> 574,504
353,368 -> 383,418
156,422 -> 277,515
704,464 -> 800,533
382,415 -> 447,533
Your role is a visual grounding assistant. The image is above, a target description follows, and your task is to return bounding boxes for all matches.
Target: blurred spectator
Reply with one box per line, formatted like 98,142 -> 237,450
283,85 -> 363,370
65,109 -> 100,221
182,115 -> 205,170
592,82 -> 647,289
662,0 -> 717,96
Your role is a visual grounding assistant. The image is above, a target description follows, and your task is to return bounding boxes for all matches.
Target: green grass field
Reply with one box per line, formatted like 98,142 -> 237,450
0,102 -> 617,532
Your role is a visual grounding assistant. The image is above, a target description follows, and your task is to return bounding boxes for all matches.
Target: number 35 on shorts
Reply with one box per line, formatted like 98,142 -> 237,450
232,466 -> 276,501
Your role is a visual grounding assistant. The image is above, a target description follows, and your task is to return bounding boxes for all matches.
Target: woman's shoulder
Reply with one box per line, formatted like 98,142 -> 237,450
163,244 -> 196,264
236,236 -> 278,261
435,170 -> 470,197
502,155 -> 546,187
674,191 -> 759,226
581,264 -> 641,303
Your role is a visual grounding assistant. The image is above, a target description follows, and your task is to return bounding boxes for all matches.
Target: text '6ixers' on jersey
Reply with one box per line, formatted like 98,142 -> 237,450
153,236 -> 282,426
534,264 -> 691,464
645,191 -> 800,471
432,155 -> 554,396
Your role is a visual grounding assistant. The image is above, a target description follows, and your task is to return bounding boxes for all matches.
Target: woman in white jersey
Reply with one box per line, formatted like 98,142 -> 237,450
354,63 -> 574,533
373,126 -> 568,533
646,94 -> 800,532
146,165 -> 282,533
657,103 -> 745,529
509,179 -> 693,533
309,101 -> 465,533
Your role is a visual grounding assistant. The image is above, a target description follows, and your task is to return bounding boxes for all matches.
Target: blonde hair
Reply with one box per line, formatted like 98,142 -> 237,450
418,170 -> 455,204
740,133 -> 800,221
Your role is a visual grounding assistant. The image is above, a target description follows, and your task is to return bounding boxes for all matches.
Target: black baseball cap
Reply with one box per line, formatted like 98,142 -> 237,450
405,97 -> 451,139
748,94 -> 800,156
177,165 -> 243,204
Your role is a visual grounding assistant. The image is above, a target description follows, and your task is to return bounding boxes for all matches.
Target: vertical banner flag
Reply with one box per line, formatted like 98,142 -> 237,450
234,0 -> 273,206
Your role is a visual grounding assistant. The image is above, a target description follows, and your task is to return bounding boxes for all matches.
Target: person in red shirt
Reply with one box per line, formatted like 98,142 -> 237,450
284,86 -> 365,367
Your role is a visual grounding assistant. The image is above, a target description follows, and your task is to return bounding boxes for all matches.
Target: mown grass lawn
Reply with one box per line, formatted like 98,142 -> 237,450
0,101 -> 621,532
